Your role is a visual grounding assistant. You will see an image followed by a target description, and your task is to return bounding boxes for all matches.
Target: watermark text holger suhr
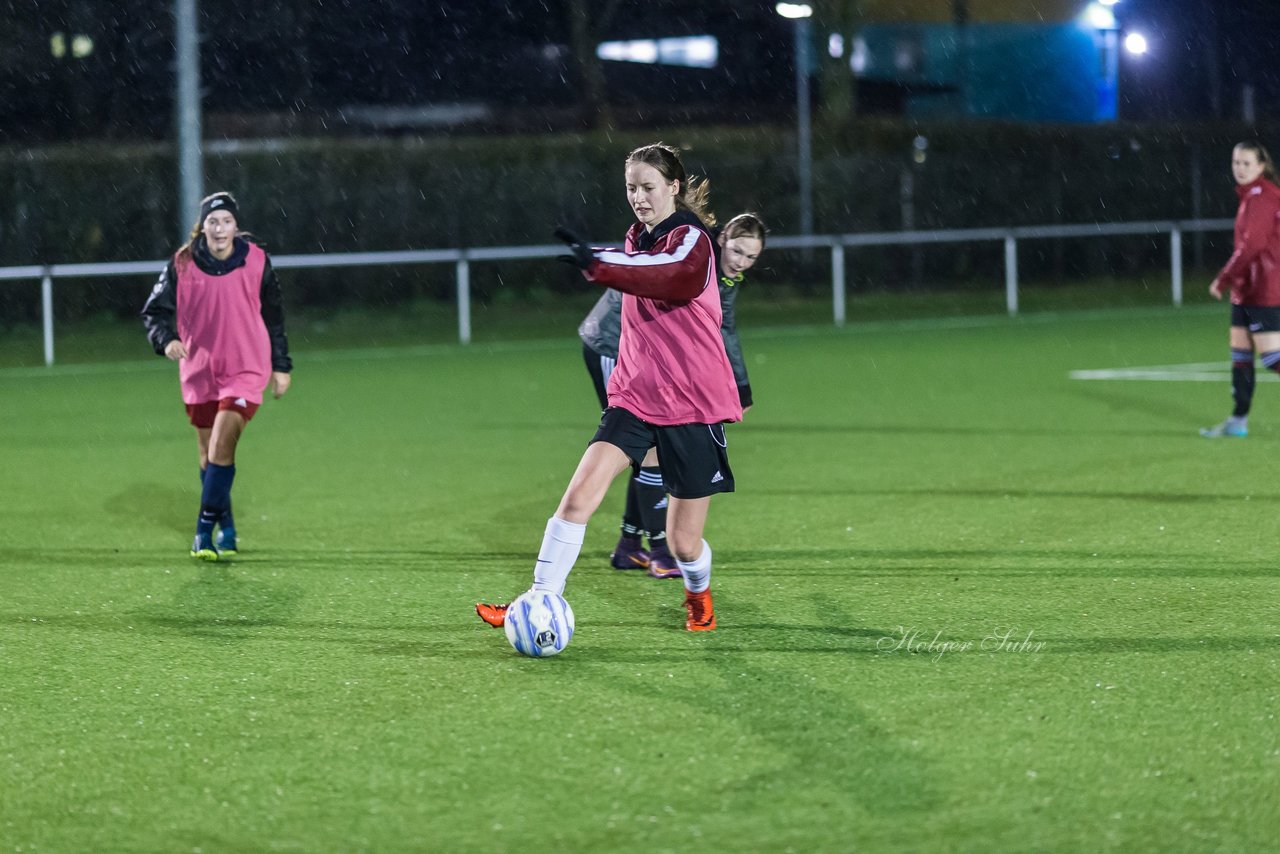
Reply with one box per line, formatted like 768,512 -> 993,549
877,627 -> 1045,661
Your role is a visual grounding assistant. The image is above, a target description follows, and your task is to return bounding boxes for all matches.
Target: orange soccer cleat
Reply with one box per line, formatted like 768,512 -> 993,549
682,589 -> 716,631
475,602 -> 509,628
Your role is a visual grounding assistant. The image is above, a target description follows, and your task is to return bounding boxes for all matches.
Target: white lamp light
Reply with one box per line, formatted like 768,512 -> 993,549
1082,2 -> 1118,30
775,3 -> 813,19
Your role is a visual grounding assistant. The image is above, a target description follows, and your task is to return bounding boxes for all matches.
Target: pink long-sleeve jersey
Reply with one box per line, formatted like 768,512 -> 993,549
584,211 -> 742,426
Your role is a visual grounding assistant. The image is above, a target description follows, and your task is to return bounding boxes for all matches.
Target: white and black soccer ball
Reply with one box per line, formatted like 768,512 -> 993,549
504,591 -> 575,657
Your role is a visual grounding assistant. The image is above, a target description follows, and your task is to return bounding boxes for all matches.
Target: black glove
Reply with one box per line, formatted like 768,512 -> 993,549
554,227 -> 595,270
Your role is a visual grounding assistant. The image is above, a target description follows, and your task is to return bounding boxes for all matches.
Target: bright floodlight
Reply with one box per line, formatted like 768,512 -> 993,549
1082,2 -> 1118,30
1099,0 -> 1119,5
1123,32 -> 1148,55
776,3 -> 813,19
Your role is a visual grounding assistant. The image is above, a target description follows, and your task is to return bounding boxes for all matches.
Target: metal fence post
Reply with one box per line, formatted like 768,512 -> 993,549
1170,226 -> 1183,307
832,242 -> 846,327
41,267 -> 54,366
1004,234 -> 1018,316
456,255 -> 472,344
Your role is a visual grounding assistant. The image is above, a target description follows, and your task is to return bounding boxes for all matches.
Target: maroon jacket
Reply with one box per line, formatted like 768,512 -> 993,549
580,210 -> 741,425
1219,176 -> 1280,307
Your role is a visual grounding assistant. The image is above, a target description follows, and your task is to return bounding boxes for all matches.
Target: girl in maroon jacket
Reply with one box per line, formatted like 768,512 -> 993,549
477,143 -> 739,634
1201,141 -> 1280,438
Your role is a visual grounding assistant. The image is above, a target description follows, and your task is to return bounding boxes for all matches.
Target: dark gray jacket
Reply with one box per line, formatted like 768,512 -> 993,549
577,287 -> 624,359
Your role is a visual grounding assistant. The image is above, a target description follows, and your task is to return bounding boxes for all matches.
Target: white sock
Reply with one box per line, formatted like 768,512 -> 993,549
530,516 -> 587,597
678,539 -> 712,594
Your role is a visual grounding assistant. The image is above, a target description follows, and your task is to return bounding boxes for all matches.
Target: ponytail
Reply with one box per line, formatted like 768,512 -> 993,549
626,142 -> 717,227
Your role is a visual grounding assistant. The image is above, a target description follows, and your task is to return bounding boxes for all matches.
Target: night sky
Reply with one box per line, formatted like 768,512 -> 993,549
0,0 -> 1277,142
1114,0 -> 1280,122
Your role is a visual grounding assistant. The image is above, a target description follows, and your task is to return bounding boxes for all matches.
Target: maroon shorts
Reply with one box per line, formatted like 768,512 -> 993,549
185,398 -> 260,428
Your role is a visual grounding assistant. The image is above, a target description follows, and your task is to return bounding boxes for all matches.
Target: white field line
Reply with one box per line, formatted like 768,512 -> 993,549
1070,362 -> 1280,382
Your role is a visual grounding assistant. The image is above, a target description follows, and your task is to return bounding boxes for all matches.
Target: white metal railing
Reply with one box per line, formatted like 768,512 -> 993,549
0,218 -> 1234,366
766,218 -> 1232,323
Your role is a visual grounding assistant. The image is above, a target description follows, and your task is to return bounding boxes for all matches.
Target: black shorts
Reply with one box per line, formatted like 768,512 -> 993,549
591,406 -> 735,499
1231,304 -> 1280,334
582,343 -> 614,411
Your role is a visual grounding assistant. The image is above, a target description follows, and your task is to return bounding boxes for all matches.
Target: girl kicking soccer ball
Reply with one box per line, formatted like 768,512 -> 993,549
477,142 -> 741,632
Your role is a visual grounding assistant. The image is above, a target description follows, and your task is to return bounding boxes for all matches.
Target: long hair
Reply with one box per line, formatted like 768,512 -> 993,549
175,191 -> 254,265
720,212 -> 768,248
1236,141 -> 1278,183
626,142 -> 716,227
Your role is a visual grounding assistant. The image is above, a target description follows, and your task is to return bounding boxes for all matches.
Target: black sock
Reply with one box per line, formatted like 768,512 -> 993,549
620,472 -> 645,539
1232,362 -> 1256,418
633,466 -> 668,550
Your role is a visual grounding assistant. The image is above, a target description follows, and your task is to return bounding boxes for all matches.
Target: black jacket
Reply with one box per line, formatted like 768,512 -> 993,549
140,236 -> 292,372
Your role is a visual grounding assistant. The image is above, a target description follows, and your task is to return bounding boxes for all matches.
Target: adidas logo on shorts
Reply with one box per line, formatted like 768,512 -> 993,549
711,470 -> 724,484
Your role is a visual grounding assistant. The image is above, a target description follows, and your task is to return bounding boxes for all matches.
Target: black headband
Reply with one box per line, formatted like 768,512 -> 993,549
199,194 -> 238,223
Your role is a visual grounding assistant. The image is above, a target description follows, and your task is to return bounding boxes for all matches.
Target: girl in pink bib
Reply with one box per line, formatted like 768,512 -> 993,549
142,191 -> 292,560
478,143 -> 738,635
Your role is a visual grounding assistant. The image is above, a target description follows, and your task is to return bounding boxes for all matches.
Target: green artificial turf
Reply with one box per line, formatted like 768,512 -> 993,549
2,305 -> 1278,852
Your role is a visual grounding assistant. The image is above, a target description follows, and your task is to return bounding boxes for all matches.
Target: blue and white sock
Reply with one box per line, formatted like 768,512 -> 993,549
201,467 -> 235,530
196,463 -> 236,538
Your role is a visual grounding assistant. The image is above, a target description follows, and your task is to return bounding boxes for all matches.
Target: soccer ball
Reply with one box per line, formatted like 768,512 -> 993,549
504,591 -> 575,657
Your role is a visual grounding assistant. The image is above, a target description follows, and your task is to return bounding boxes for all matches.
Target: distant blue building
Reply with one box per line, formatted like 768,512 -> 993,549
853,19 -> 1119,122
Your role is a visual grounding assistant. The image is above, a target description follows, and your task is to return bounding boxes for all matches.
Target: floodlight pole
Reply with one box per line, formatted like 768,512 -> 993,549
794,15 -> 814,238
175,0 -> 203,238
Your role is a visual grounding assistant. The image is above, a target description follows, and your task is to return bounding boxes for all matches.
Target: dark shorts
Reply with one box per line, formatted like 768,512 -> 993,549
186,398 -> 260,429
591,406 -> 734,500
1231,304 -> 1280,334
582,343 -> 615,411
